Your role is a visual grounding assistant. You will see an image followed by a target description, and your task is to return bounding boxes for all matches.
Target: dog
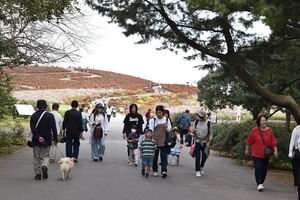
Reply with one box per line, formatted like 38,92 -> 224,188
58,157 -> 75,180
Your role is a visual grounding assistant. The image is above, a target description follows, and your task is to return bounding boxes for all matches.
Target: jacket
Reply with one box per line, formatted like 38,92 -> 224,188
63,108 -> 83,135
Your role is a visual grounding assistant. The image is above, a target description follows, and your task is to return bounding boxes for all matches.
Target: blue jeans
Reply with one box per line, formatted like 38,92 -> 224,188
91,137 -> 105,159
153,146 -> 168,173
66,134 -> 80,159
142,157 -> 153,167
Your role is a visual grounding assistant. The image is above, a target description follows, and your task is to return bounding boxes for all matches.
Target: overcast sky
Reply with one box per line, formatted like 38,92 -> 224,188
58,2 -> 270,85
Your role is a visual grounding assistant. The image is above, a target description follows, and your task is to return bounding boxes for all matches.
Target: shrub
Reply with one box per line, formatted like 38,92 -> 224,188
211,121 -> 293,170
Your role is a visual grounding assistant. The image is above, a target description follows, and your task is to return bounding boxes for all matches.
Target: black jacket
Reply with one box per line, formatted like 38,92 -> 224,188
122,113 -> 144,136
30,110 -> 58,146
63,108 -> 83,135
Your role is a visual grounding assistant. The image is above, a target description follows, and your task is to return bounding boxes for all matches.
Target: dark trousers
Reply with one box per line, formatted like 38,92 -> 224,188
66,134 -> 80,159
291,158 -> 300,199
195,142 -> 207,171
153,146 -> 168,173
180,129 -> 189,145
107,115 -> 111,122
253,157 -> 269,185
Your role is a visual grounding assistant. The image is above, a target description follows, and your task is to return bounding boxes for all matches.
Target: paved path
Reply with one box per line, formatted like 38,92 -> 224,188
0,115 -> 296,200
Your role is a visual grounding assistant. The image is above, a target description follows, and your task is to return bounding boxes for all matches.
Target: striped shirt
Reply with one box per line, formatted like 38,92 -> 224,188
140,139 -> 157,158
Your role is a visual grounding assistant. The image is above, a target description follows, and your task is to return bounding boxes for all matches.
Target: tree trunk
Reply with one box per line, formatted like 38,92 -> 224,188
227,59 -> 300,124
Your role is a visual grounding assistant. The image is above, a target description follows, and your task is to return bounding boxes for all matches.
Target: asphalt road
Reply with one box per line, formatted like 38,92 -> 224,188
0,115 -> 296,200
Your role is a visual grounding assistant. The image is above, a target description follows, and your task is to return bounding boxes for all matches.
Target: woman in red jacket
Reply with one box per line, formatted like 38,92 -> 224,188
245,115 -> 278,192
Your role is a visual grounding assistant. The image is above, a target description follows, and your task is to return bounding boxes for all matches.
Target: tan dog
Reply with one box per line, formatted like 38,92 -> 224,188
58,157 -> 75,180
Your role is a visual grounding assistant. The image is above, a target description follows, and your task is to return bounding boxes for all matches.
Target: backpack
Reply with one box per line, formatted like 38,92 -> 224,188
194,120 -> 211,138
178,114 -> 189,130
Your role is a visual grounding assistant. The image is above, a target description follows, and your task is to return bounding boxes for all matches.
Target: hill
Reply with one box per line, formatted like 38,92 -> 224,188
3,66 -> 198,94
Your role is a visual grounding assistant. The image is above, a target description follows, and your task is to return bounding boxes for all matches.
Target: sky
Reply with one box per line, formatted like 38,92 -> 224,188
58,2 -> 270,85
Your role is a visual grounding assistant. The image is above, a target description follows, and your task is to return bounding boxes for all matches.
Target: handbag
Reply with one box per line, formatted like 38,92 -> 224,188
258,127 -> 274,158
27,111 -> 46,148
93,123 -> 103,140
189,144 -> 196,158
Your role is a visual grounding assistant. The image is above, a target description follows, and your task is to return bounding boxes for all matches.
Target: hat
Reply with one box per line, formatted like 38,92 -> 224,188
172,127 -> 179,132
185,109 -> 190,113
36,99 -> 48,110
144,129 -> 153,133
95,103 -> 104,109
198,110 -> 207,118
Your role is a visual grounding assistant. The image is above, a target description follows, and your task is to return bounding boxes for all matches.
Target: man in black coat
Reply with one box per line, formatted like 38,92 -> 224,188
63,100 -> 83,162
30,99 -> 57,180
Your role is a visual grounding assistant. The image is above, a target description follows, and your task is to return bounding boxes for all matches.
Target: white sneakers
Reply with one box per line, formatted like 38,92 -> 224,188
257,184 -> 264,192
196,171 -> 201,177
153,172 -> 158,177
200,168 -> 204,175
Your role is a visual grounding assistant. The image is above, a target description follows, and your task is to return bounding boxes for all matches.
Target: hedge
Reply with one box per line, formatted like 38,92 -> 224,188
211,121 -> 293,170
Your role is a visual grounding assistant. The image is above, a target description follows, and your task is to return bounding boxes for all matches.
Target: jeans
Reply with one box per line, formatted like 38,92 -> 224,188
66,134 -> 80,159
253,157 -> 269,185
153,146 -> 168,174
91,137 -> 105,159
195,142 -> 207,171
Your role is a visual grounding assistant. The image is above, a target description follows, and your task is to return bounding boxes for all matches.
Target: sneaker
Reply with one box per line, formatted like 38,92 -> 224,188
99,157 -> 103,162
34,174 -> 41,180
200,168 -> 205,175
153,172 -> 158,177
162,172 -> 167,178
196,171 -> 201,177
134,163 -> 138,167
42,166 -> 48,179
73,158 -> 78,163
257,184 -> 264,192
145,173 -> 149,178
93,159 -> 99,162
141,168 -> 145,176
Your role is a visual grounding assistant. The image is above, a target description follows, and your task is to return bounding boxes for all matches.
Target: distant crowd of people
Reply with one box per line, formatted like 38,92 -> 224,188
28,99 -> 300,199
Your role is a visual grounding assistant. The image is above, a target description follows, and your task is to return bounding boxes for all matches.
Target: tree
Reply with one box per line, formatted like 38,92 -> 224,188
0,71 -> 16,118
0,0 -> 88,66
198,68 -> 272,120
87,0 -> 300,123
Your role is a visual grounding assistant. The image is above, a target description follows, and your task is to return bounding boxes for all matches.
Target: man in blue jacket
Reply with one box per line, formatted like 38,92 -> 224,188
30,99 -> 58,180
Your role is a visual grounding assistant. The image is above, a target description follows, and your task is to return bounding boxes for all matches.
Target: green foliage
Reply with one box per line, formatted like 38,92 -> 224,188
211,121 -> 293,170
0,122 -> 26,154
0,71 -> 16,118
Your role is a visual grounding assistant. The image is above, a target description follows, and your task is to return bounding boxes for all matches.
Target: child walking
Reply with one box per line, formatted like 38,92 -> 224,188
170,127 -> 182,166
140,129 -> 157,178
127,125 -> 140,166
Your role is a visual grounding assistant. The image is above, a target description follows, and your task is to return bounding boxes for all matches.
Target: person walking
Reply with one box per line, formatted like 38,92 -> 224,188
89,103 -> 109,162
245,115 -> 278,192
106,105 -> 112,123
170,127 -> 182,166
288,122 -> 300,199
145,109 -> 151,129
30,100 -> 58,180
63,100 -> 83,163
80,105 -> 89,140
49,103 -> 63,164
190,110 -> 213,177
140,129 -> 157,178
122,104 -> 144,164
149,105 -> 172,178
126,124 -> 140,166
178,110 -> 192,146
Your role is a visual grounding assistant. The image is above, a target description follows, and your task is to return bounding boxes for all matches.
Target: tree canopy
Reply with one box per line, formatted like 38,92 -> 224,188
87,0 -> 300,122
